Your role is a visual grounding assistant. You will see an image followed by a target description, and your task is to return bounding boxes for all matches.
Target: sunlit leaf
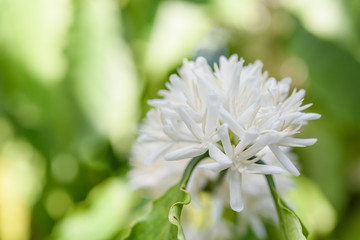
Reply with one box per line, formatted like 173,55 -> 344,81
52,179 -> 137,240
124,152 -> 208,240
67,0 -> 139,152
288,176 -> 337,238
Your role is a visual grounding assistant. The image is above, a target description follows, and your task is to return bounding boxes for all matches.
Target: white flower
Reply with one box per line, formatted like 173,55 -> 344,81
134,54 -> 319,212
143,55 -> 319,170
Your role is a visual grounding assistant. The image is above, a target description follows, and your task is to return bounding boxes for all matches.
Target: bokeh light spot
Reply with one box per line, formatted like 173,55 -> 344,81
51,154 -> 79,184
45,188 -> 73,220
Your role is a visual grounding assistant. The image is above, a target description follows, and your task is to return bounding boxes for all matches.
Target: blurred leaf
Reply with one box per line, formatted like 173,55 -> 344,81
336,203 -> 360,240
265,174 -> 308,240
124,152 -> 208,240
121,0 -> 162,42
143,1 -> 211,82
288,176 -> 337,239
291,25 -> 360,127
298,118 -> 347,212
120,0 -> 163,66
343,0 -> 360,37
66,0 -> 139,152
0,60 -> 77,155
0,0 -> 71,84
52,179 -> 136,240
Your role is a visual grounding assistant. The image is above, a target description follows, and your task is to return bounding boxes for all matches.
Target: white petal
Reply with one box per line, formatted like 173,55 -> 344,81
303,113 -> 321,120
234,129 -> 259,154
198,162 -> 229,172
228,170 -> 244,212
229,59 -> 244,95
176,107 -> 204,140
218,124 -> 232,156
219,107 -> 244,137
169,74 -> 186,92
278,77 -> 291,95
238,133 -> 272,157
194,71 -> 216,93
293,113 -> 321,125
163,124 -> 197,143
145,143 -> 174,164
163,124 -> 181,141
185,107 -> 202,122
249,215 -> 267,239
212,195 -> 225,223
268,144 -> 300,176
279,137 -> 317,147
244,164 -> 285,175
147,99 -> 166,107
241,132 -> 288,157
280,112 -> 303,125
209,144 -> 232,164
164,145 -> 207,161
238,102 -> 260,127
205,94 -> 220,134
282,89 -> 305,111
298,103 -> 312,111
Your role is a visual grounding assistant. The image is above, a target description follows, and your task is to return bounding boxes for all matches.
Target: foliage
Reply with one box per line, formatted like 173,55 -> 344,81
124,153 -> 208,240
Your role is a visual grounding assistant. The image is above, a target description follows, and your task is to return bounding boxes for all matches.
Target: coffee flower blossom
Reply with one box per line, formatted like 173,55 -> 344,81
134,55 -> 320,212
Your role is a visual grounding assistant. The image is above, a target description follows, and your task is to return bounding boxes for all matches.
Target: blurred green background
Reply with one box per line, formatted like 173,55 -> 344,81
0,0 -> 359,239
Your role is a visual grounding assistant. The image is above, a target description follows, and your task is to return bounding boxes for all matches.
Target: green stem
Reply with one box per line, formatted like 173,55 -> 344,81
258,159 -> 286,235
259,159 -> 308,239
180,151 -> 209,188
265,173 -> 286,229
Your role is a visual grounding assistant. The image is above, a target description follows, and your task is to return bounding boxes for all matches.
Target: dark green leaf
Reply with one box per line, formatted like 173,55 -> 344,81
291,26 -> 360,126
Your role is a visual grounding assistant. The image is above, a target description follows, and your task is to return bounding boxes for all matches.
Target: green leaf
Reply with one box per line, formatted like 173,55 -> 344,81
265,174 -> 309,240
124,152 -> 209,240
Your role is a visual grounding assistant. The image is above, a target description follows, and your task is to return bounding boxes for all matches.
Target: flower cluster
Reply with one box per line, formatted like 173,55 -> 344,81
132,54 -> 320,210
129,55 -> 320,239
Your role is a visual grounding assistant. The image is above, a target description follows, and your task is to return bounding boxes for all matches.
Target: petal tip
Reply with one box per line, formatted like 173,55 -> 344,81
231,204 -> 244,212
